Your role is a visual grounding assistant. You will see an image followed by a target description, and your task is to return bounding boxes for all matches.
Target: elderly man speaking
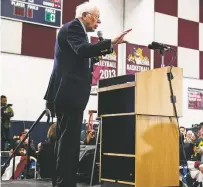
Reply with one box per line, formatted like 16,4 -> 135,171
44,2 -> 131,187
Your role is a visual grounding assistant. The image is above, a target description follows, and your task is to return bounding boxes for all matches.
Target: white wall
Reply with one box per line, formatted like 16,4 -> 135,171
1,53 -> 53,121
89,0 -> 124,39
0,19 -> 22,54
178,47 -> 200,79
124,0 -> 154,46
179,78 -> 203,128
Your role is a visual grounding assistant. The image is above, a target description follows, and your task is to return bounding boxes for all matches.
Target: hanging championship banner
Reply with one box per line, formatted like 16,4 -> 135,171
126,43 -> 151,75
188,88 -> 203,110
91,37 -> 118,85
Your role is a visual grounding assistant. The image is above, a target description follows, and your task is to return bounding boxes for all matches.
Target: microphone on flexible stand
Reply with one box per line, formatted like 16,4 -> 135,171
148,42 -> 172,51
91,31 -> 104,65
90,31 -> 113,76
148,42 -> 174,67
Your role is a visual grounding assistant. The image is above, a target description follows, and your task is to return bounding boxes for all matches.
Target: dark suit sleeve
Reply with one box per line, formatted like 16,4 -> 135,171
66,23 -> 113,58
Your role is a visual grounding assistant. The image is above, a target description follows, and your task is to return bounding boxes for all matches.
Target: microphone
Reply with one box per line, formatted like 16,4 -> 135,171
91,31 -> 104,66
97,30 -> 113,54
148,42 -> 171,50
97,31 -> 104,41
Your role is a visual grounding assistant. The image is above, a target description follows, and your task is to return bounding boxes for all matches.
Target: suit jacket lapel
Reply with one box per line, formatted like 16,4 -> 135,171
75,18 -> 89,42
75,19 -> 92,70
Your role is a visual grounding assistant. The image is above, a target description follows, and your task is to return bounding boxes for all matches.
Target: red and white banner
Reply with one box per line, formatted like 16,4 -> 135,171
188,88 -> 203,110
126,43 -> 151,75
2,156 -> 27,180
91,37 -> 118,85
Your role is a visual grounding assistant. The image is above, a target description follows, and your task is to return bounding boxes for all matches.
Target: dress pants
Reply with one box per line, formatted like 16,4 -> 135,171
53,106 -> 83,187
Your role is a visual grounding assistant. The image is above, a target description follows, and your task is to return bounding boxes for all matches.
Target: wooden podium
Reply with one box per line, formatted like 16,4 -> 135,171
97,67 -> 183,187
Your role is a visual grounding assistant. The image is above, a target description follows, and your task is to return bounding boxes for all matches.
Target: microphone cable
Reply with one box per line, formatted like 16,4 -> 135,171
166,48 -> 191,184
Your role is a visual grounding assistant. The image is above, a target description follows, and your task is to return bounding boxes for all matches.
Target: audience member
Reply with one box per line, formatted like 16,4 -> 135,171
1,95 -> 14,150
37,123 -> 56,179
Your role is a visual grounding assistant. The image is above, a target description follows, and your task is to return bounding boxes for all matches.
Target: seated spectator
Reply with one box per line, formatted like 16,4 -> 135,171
8,130 -> 36,157
180,126 -> 186,136
180,130 -> 196,163
198,122 -> 203,138
37,123 -> 56,179
184,130 -> 195,143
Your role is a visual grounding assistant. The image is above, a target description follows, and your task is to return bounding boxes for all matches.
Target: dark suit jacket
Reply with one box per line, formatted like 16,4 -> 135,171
44,18 -> 112,113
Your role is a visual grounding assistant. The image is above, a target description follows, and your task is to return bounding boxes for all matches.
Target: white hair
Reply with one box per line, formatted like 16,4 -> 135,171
75,2 -> 98,18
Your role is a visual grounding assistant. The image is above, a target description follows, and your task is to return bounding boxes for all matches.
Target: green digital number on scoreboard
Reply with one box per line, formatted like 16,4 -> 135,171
45,10 -> 56,23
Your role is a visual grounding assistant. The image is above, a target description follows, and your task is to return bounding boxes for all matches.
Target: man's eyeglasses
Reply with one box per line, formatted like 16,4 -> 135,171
86,12 -> 100,21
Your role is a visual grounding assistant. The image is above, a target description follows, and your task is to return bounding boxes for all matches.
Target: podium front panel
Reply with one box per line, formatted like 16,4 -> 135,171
135,115 -> 179,187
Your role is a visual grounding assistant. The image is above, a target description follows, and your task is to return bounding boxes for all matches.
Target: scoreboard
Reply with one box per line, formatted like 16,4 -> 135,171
1,0 -> 62,28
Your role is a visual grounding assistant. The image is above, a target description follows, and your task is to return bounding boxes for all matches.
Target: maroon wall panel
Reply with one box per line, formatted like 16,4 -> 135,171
200,0 -> 203,23
155,0 -> 178,17
200,51 -> 203,80
178,18 -> 199,50
201,0 -> 203,79
21,23 -> 56,59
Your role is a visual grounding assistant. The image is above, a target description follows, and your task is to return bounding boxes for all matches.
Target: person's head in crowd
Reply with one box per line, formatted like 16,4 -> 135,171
186,130 -> 193,139
19,130 -> 30,145
180,126 -> 185,134
75,2 -> 101,32
1,95 -> 7,106
197,122 -> 203,138
47,123 -> 57,143
191,133 -> 196,142
184,130 -> 196,144
200,122 -> 203,129
199,132 -> 203,140
19,129 -> 29,139
19,148 -> 26,156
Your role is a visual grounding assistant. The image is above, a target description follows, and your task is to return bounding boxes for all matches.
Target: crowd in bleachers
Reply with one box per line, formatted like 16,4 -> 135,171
1,121 -> 98,180
1,123 -> 56,179
180,122 -> 203,163
179,122 -> 203,186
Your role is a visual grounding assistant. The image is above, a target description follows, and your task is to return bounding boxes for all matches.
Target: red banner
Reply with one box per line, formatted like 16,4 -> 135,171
126,43 -> 151,75
188,88 -> 203,110
91,37 -> 118,85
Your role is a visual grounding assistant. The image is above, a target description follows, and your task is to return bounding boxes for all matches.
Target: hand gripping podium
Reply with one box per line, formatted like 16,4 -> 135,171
97,67 -> 183,187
